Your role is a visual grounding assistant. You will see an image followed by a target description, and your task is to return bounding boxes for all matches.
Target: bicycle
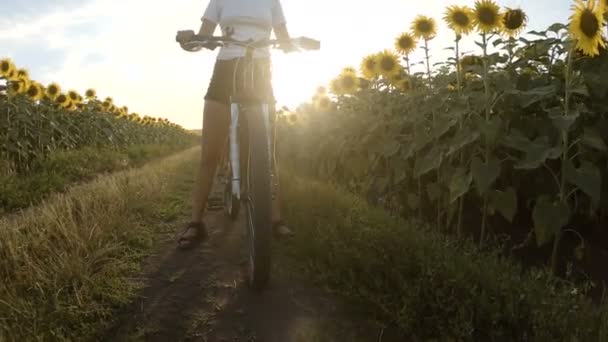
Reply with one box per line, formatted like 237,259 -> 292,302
177,31 -> 320,290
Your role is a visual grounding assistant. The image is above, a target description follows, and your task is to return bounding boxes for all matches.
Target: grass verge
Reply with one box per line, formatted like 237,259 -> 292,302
279,170 -> 608,341
0,147 -> 198,341
0,144 -> 194,214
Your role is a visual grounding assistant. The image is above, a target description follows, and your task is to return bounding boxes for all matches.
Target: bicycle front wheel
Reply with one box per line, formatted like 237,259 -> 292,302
244,107 -> 272,291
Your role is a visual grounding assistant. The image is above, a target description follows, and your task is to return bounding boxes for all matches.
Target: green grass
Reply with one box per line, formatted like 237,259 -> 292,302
0,144 -> 192,214
279,169 -> 608,341
0,148 -> 198,341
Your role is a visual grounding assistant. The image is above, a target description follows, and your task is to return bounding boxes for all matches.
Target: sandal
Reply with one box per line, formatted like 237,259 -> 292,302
272,221 -> 294,238
177,222 -> 208,249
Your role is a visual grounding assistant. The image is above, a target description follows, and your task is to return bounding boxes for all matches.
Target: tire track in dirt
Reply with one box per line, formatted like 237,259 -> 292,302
104,177 -> 394,342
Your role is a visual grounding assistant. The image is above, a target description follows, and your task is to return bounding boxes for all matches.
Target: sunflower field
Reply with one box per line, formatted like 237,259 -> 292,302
0,59 -> 195,172
278,0 -> 608,284
0,58 -> 197,211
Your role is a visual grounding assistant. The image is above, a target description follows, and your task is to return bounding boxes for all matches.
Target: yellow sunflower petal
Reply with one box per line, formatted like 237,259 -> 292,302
0,58 -> 15,77
444,5 -> 475,35
569,0 -> 606,56
411,15 -> 437,40
473,0 -> 503,33
361,54 -> 380,80
502,8 -> 528,37
395,32 -> 418,55
376,50 -> 401,78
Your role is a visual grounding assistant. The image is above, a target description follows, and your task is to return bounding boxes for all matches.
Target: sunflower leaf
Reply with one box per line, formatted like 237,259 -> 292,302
581,127 -> 607,151
548,23 -> 567,34
533,196 -> 570,247
446,126 -> 480,157
449,167 -> 472,204
489,187 -> 517,223
564,161 -> 602,207
426,182 -> 441,202
471,156 -> 501,196
549,111 -> 579,132
414,146 -> 443,178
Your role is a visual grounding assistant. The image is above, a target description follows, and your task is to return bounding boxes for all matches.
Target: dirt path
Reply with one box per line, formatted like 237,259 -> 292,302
104,177 -> 389,342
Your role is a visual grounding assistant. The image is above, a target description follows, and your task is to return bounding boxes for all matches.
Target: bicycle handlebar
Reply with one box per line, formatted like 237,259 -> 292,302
177,32 -> 320,53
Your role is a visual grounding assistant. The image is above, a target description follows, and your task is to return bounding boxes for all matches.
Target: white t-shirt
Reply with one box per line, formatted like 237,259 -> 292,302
202,0 -> 286,60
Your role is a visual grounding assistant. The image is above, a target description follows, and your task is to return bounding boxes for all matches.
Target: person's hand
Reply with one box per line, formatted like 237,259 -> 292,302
278,41 -> 298,54
176,30 -> 195,43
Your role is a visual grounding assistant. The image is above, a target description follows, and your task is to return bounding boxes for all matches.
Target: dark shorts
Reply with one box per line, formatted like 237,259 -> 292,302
204,58 -> 275,105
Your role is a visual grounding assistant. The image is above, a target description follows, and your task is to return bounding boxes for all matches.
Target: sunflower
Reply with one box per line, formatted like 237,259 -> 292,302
460,54 -> 484,69
315,95 -> 332,111
26,82 -> 44,101
67,102 -> 78,111
7,69 -> 17,81
67,90 -> 80,103
361,54 -> 379,80
330,78 -> 343,95
122,106 -> 129,114
569,0 -> 606,57
16,68 -> 29,82
342,66 -> 357,75
376,50 -> 401,77
105,96 -> 113,104
46,83 -> 61,99
473,0 -> 503,33
85,88 -> 96,99
394,32 -> 418,55
0,58 -> 15,77
8,80 -> 28,95
56,93 -> 69,107
444,5 -> 475,35
389,71 -> 411,92
338,72 -> 360,94
502,8 -> 528,37
411,15 -> 437,40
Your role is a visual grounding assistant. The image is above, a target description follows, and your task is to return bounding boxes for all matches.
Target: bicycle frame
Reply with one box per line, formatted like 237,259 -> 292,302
227,47 -> 273,204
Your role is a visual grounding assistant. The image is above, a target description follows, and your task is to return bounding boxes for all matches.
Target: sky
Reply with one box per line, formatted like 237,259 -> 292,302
0,0 -> 571,129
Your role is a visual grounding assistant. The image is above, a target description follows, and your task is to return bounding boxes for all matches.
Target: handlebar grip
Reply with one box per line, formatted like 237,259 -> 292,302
297,37 -> 321,50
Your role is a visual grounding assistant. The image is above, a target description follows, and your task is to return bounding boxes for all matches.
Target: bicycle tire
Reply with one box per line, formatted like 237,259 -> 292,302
244,107 -> 272,291
223,160 -> 240,220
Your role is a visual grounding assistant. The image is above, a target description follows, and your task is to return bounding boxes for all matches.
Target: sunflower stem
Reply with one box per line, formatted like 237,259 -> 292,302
479,31 -> 492,249
551,44 -> 575,274
455,34 -> 462,91
424,39 -> 432,82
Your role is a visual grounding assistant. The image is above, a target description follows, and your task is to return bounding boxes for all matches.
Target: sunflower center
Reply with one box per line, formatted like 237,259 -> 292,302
27,86 -> 38,97
453,12 -> 470,26
49,86 -> 58,95
57,95 -> 67,103
399,37 -> 413,49
381,57 -> 396,71
417,21 -> 432,33
478,8 -> 497,25
0,62 -> 9,72
580,9 -> 600,38
341,76 -> 355,88
504,10 -> 524,30
365,59 -> 376,70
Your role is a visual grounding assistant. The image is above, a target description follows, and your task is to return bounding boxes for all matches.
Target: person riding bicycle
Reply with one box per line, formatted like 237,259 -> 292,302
176,0 -> 293,249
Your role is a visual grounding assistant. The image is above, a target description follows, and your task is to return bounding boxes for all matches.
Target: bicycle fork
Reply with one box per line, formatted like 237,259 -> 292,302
228,103 -> 273,202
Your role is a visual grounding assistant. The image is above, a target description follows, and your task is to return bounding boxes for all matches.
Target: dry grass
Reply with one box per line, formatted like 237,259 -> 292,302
0,147 -> 199,341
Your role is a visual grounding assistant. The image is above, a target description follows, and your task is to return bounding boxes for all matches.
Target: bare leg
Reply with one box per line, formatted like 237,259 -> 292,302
191,100 -> 230,223
269,111 -> 293,237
